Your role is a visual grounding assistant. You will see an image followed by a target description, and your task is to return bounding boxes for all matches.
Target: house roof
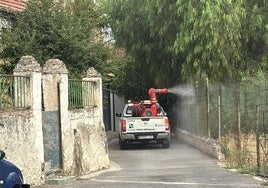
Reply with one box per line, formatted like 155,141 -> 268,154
0,0 -> 26,12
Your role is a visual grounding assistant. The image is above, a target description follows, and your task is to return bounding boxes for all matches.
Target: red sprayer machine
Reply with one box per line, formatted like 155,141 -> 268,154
148,88 -> 168,116
131,88 -> 168,117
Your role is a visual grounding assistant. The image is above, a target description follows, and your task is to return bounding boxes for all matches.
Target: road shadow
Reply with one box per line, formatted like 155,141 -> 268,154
113,141 -> 170,150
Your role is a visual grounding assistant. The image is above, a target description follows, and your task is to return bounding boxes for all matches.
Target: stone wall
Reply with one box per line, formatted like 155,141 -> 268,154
0,110 -> 45,185
62,109 -> 109,175
0,56 -> 44,185
61,67 -> 109,176
176,129 -> 223,160
0,56 -> 109,186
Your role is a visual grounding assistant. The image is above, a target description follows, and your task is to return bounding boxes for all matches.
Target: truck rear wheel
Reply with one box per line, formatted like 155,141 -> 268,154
119,135 -> 127,150
162,138 -> 170,148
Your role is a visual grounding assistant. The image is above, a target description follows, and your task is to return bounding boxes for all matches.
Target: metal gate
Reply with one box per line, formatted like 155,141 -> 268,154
103,88 -> 111,131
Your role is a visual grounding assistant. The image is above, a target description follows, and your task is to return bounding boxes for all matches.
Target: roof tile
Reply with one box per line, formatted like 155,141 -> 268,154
0,0 -> 26,12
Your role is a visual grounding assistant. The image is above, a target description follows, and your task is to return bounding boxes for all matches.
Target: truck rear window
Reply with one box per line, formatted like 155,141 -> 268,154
126,106 -> 133,115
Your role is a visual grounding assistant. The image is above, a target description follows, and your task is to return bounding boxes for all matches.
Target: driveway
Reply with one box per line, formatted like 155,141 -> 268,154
35,135 -> 265,187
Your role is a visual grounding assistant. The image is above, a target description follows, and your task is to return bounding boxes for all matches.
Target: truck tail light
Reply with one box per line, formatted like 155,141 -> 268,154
165,118 -> 170,131
121,119 -> 126,132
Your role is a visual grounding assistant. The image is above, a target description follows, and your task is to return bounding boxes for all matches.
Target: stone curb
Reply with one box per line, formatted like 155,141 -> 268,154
46,176 -> 76,185
176,129 -> 223,160
106,130 -> 118,143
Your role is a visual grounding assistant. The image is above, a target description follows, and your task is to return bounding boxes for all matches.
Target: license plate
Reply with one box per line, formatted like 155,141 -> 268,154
138,135 -> 153,139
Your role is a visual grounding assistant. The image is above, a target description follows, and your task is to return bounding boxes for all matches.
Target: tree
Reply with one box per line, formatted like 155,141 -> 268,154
105,0 -> 268,90
104,0 -> 182,99
243,1 -> 267,76
0,0 -> 122,81
147,0 -> 267,82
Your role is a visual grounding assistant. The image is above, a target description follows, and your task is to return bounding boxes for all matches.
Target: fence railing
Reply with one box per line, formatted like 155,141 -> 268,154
0,75 -> 31,110
68,79 -> 96,109
181,77 -> 268,176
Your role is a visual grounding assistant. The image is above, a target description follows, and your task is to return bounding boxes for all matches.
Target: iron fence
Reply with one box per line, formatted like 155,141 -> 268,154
68,79 -> 96,109
0,75 -> 31,110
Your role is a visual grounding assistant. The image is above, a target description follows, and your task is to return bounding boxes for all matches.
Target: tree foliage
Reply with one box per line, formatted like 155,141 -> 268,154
104,0 -> 182,99
176,0 -> 267,81
104,0 -> 268,95
0,0 -> 122,82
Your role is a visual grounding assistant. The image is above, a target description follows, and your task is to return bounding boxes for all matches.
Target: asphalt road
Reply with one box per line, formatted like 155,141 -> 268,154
35,138 -> 265,188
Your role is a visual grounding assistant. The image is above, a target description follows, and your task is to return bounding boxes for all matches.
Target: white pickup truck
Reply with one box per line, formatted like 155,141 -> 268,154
116,102 -> 170,149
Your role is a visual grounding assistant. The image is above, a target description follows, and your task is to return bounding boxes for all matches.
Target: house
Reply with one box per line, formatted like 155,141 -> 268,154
0,0 -> 26,32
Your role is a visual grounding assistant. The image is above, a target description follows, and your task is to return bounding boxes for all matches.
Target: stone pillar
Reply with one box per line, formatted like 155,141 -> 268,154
14,56 -> 42,111
42,59 -> 69,133
81,67 -> 109,171
13,56 -> 44,185
42,59 -> 68,111
83,67 -> 103,114
42,59 -> 68,169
